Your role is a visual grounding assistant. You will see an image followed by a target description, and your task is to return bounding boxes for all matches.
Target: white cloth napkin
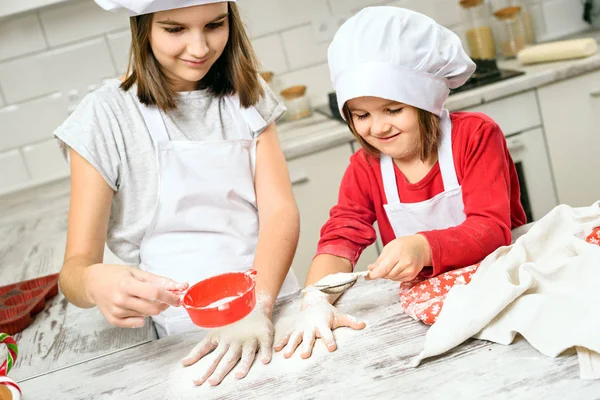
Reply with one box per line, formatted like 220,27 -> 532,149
411,201 -> 600,380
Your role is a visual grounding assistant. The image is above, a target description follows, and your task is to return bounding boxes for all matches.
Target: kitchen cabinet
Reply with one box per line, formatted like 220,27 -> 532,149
288,143 -> 380,285
462,89 -> 558,222
537,70 -> 600,207
461,90 -> 541,136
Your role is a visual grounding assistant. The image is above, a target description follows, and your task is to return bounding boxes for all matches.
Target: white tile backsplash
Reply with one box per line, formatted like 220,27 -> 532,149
0,0 -> 592,195
538,0 -> 590,41
22,139 -> 70,182
252,34 -> 289,74
0,92 -> 68,152
107,30 -> 131,75
39,0 -> 129,47
240,0 -> 330,38
281,25 -> 329,70
433,0 -> 466,28
527,4 -> 546,42
0,149 -> 30,192
0,13 -> 47,61
0,38 -> 116,103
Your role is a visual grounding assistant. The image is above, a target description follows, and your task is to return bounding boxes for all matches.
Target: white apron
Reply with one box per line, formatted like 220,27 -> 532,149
137,95 -> 299,338
381,109 -> 466,237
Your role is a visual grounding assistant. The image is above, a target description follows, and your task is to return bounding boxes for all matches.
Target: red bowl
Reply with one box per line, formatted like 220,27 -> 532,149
180,269 -> 257,328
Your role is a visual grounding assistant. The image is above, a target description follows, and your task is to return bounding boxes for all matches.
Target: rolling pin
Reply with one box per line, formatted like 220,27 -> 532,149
517,38 -> 598,65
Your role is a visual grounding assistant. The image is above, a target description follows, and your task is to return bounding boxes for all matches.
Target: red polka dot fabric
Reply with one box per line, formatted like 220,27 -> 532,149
399,227 -> 600,325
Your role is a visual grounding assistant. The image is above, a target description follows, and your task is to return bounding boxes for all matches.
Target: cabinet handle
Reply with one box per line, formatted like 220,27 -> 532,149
590,89 -> 600,98
507,138 -> 525,152
290,172 -> 310,186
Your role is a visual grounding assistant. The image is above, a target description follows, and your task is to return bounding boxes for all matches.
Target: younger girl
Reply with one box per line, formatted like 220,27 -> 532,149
276,6 -> 527,358
56,0 -> 299,386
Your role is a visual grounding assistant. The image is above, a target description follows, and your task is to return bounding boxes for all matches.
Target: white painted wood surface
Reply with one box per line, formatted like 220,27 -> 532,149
0,180 -> 155,382
16,275 -> 600,400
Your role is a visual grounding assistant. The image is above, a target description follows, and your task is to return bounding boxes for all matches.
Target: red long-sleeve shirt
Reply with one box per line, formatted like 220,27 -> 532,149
316,112 -> 527,276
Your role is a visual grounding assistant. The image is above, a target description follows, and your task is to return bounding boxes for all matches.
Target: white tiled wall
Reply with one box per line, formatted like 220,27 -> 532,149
0,0 -> 592,196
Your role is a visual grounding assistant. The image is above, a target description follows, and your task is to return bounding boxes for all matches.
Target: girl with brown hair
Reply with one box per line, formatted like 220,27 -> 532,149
55,0 -> 299,386
276,6 -> 527,359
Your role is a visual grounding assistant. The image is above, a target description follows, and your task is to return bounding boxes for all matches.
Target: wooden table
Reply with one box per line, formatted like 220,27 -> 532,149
17,275 -> 600,399
0,180 -> 155,382
4,184 -> 598,399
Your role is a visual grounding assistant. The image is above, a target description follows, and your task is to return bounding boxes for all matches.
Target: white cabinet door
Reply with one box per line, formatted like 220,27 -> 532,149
537,70 -> 600,207
288,144 -> 379,286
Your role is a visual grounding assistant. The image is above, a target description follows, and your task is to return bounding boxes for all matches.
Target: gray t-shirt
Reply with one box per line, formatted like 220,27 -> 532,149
55,77 -> 286,264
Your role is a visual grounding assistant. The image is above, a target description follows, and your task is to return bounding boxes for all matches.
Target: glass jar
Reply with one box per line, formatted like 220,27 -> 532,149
280,85 -> 312,121
493,5 -> 528,58
490,0 -> 535,45
459,0 -> 497,62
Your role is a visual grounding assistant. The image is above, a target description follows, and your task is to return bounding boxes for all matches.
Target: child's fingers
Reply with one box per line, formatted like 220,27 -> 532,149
274,331 -> 292,351
283,330 -> 303,358
182,336 -> 217,366
369,258 -> 395,280
335,313 -> 366,331
315,324 -> 337,352
300,329 -> 317,359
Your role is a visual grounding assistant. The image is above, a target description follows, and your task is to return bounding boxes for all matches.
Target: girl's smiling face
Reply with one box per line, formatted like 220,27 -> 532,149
150,3 -> 230,92
346,96 -> 421,161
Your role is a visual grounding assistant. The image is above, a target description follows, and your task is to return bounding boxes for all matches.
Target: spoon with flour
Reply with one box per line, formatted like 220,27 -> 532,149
302,270 -> 370,295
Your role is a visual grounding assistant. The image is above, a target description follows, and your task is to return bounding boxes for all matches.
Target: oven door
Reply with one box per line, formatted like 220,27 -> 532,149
506,127 -> 558,222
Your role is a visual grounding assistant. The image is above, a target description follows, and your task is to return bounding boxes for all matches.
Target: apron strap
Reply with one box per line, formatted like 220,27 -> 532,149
139,103 -> 170,145
224,95 -> 267,139
437,109 -> 460,191
380,154 -> 400,204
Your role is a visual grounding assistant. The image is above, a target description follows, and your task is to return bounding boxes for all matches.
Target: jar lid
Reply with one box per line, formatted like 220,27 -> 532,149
493,6 -> 522,20
280,85 -> 307,100
459,0 -> 484,8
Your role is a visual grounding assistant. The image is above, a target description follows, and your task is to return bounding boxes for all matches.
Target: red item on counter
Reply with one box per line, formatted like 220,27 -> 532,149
400,226 -> 600,325
175,269 -> 257,328
0,274 -> 59,335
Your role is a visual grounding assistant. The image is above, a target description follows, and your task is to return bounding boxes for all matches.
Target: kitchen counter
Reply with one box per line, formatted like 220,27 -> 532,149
0,180 -> 156,382
278,33 -> 600,161
16,224 -> 600,400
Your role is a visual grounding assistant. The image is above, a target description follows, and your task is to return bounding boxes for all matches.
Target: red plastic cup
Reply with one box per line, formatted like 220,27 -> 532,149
174,269 -> 257,329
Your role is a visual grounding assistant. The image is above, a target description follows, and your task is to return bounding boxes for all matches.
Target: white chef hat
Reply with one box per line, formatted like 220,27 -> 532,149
94,0 -> 234,16
328,6 -> 475,118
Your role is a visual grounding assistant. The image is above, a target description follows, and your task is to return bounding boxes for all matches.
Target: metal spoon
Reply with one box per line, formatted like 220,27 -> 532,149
302,271 -> 370,295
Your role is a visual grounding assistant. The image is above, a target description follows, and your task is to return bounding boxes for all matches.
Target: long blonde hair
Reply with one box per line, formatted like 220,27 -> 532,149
121,2 -> 263,111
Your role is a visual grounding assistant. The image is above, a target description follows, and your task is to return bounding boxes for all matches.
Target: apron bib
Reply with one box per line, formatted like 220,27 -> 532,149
137,95 -> 299,337
381,109 -> 466,237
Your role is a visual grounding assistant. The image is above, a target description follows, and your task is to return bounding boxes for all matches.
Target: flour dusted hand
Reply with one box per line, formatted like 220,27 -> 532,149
181,301 -> 274,386
274,291 -> 365,359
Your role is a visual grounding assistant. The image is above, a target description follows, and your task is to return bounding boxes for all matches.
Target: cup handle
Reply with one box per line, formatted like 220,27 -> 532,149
245,269 -> 258,277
